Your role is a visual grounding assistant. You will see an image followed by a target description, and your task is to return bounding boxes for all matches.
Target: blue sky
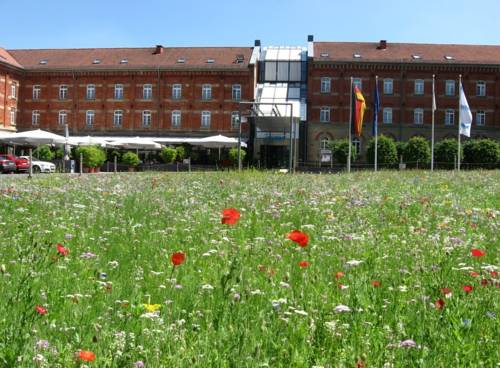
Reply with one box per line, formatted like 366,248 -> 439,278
3,0 -> 500,49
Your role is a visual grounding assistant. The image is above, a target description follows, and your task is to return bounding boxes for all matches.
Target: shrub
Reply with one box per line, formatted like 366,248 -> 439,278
463,139 -> 500,164
327,139 -> 356,164
175,146 -> 186,161
435,139 -> 460,164
228,147 -> 246,164
54,147 -> 65,160
121,151 -> 140,167
404,136 -> 431,164
396,141 -> 407,161
365,135 -> 398,165
160,147 -> 177,163
33,145 -> 55,161
75,146 -> 106,168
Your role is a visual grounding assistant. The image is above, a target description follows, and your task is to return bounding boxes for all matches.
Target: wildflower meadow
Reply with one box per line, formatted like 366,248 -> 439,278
0,171 -> 498,367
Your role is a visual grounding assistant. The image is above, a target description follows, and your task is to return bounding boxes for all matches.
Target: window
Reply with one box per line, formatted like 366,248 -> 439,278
320,77 -> 331,93
383,79 -> 393,95
231,111 -> 239,129
59,85 -> 68,100
32,110 -> 40,125
142,110 -> 152,127
445,80 -> 455,96
86,84 -> 95,100
476,81 -> 486,97
58,110 -> 67,126
33,85 -> 41,100
232,84 -> 241,101
353,78 -> 362,90
114,84 -> 124,100
352,137 -> 361,155
11,83 -> 17,98
113,110 -> 123,127
383,108 -> 392,124
320,136 -> 330,150
414,108 -> 424,125
414,79 -> 424,95
476,110 -> 485,126
320,107 -> 330,122
143,84 -> 152,100
201,111 -> 211,127
86,110 -> 94,127
202,84 -> 212,100
172,110 -> 181,127
445,109 -> 454,125
172,84 -> 182,99
9,109 -> 16,126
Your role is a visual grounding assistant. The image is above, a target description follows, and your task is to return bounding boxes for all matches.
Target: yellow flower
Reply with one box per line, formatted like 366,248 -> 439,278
143,304 -> 161,312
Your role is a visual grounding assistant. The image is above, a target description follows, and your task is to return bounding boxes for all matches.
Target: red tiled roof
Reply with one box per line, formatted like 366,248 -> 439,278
6,46 -> 253,70
314,41 -> 500,65
0,48 -> 24,69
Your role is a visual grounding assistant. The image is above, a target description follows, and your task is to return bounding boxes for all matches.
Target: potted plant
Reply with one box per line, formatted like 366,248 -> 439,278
121,151 -> 141,171
160,147 -> 177,164
75,146 -> 106,173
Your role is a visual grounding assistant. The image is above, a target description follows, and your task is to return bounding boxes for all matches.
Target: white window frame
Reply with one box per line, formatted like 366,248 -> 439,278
414,79 -> 424,95
86,84 -> 96,100
320,107 -> 330,122
383,79 -> 393,95
11,83 -> 17,99
231,111 -> 239,129
10,108 -> 16,125
172,110 -> 181,127
320,136 -> 330,150
114,84 -> 124,100
353,78 -> 362,90
113,110 -> 123,127
33,85 -> 41,100
143,84 -> 153,100
232,84 -> 241,101
476,110 -> 485,126
352,137 -> 361,155
414,108 -> 424,125
59,85 -> 68,100
202,84 -> 212,100
201,111 -> 211,127
142,110 -> 152,127
320,77 -> 331,93
445,109 -> 454,125
58,110 -> 67,126
476,81 -> 486,97
172,84 -> 182,99
86,110 -> 95,127
32,110 -> 40,125
383,108 -> 392,124
445,80 -> 455,96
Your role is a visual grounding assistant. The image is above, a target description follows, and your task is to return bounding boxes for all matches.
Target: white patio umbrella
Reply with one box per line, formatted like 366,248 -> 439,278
191,135 -> 247,148
67,136 -> 111,148
107,137 -> 162,150
0,129 -> 66,146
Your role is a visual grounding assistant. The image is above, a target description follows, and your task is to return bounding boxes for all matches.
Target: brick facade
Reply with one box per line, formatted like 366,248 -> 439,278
0,64 -> 21,132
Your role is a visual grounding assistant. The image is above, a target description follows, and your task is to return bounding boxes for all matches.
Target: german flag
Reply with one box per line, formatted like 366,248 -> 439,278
352,85 -> 366,137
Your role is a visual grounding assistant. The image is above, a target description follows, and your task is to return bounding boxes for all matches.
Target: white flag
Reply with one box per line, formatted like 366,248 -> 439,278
459,84 -> 472,137
432,79 -> 436,112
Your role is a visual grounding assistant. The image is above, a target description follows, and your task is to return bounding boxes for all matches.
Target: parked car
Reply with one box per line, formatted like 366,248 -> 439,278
0,155 -> 17,173
20,156 -> 56,173
3,154 -> 29,172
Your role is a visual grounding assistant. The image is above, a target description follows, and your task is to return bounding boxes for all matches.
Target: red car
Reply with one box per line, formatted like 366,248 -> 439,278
0,155 -> 17,173
2,154 -> 30,172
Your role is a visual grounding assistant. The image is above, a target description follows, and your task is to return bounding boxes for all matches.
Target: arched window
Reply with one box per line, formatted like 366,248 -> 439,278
320,136 -> 330,150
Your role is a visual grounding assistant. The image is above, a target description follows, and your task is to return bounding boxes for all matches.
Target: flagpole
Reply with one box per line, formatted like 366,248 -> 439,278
431,74 -> 435,171
374,76 -> 378,172
348,77 -> 353,173
457,75 -> 461,172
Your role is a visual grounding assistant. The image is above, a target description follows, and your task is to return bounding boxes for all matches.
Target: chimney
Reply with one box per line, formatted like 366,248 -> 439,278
308,35 -> 314,42
254,39 -> 261,47
153,45 -> 163,55
377,40 -> 387,50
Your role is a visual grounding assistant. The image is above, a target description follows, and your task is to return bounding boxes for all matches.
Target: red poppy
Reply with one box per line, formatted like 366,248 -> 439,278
78,350 -> 96,362
56,243 -> 69,256
481,278 -> 489,286
469,271 -> 480,277
298,261 -> 310,268
462,285 -> 474,293
35,305 -> 47,315
286,230 -> 308,247
371,281 -> 381,287
435,299 -> 445,310
221,208 -> 241,225
335,271 -> 344,279
471,249 -> 486,257
171,252 -> 185,266
490,271 -> 498,278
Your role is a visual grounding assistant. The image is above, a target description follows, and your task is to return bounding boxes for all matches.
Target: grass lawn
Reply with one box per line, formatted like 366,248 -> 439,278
0,171 -> 498,367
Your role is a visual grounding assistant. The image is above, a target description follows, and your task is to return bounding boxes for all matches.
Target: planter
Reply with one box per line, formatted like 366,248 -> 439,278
128,166 -> 136,172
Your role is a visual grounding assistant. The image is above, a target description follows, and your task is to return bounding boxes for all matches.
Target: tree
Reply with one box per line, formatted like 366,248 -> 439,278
404,136 -> 431,164
396,141 -> 407,161
33,145 -> 55,161
160,147 -> 177,163
365,135 -> 398,165
228,147 -> 245,165
463,139 -> 500,164
175,146 -> 186,161
435,139 -> 460,164
75,146 -> 106,169
327,139 -> 356,164
121,151 -> 140,167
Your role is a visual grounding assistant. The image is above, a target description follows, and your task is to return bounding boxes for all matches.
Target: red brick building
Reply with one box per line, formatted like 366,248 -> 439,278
0,48 -> 23,133
307,39 -> 500,162
3,45 -> 256,137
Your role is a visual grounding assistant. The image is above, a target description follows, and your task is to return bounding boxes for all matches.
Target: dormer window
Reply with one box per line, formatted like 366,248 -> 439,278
235,55 -> 244,64
176,58 -> 185,64
39,59 -> 48,65
320,52 -> 329,57
412,55 -> 422,59
444,55 -> 454,60
353,53 -> 361,59
120,59 -> 128,64
207,58 -> 215,64
92,59 -> 101,64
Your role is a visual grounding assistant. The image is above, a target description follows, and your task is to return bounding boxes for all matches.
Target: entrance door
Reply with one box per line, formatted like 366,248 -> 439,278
260,145 -> 288,168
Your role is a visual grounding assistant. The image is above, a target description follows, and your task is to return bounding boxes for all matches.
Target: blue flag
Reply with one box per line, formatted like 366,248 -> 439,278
372,78 -> 380,136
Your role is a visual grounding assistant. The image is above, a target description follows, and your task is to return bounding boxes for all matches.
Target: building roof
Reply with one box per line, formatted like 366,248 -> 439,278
313,41 -> 500,65
0,48 -> 24,69
6,46 -> 254,70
